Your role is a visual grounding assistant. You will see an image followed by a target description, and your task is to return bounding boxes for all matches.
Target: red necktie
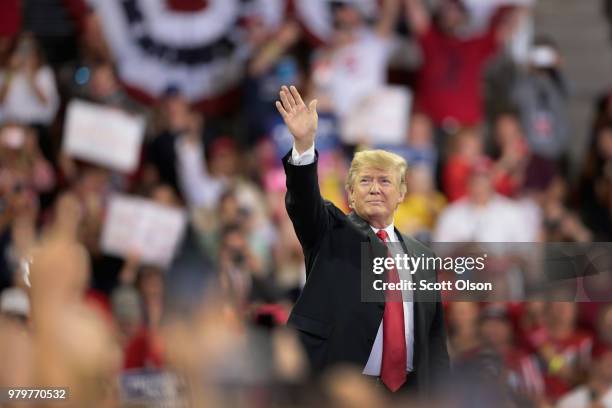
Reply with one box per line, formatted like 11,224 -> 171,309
376,229 -> 407,392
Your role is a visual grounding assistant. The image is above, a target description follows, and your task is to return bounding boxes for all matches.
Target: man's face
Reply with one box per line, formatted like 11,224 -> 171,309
548,301 -> 576,327
597,352 -> 612,383
479,319 -> 511,349
332,4 -> 362,31
439,1 -> 467,33
349,167 -> 405,228
495,115 -> 524,148
468,174 -> 493,205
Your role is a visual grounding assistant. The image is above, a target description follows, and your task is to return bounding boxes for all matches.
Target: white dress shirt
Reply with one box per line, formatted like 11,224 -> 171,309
289,144 -> 414,376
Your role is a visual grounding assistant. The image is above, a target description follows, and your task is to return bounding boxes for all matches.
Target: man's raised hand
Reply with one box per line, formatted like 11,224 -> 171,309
276,85 -> 318,154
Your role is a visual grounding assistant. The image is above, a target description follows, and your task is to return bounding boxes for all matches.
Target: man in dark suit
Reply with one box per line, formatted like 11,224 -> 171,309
276,86 -> 450,393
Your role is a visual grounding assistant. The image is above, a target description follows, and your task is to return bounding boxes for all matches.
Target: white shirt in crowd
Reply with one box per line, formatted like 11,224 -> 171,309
289,143 -> 414,376
433,194 -> 539,243
312,29 -> 395,118
556,385 -> 612,408
174,135 -> 227,210
0,66 -> 59,125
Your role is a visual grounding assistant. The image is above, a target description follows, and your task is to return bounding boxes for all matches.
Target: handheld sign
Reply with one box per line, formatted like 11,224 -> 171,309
101,194 -> 187,268
63,100 -> 145,172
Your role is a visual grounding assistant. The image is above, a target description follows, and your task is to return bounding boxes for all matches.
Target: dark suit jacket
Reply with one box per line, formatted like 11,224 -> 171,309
283,151 -> 450,392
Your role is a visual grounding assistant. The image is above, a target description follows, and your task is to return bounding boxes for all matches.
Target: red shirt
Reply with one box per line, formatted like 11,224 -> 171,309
443,155 -> 472,201
543,331 -> 593,402
0,0 -> 21,37
414,26 -> 498,127
124,327 -> 165,370
443,155 -> 519,202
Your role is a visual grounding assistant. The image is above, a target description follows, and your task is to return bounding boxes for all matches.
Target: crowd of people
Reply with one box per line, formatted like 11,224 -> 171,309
1,0 -> 612,407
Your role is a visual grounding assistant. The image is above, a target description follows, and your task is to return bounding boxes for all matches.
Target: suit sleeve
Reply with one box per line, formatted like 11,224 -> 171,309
282,149 -> 330,253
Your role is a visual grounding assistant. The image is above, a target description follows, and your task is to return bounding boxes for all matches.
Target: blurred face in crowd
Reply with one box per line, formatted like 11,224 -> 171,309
163,93 -> 192,132
138,268 -> 164,301
407,165 -> 433,195
408,114 -> 433,148
333,4 -> 362,30
349,166 -> 406,229
209,143 -> 238,178
222,229 -> 246,253
447,301 -> 479,332
220,227 -> 250,271
438,0 -> 468,34
0,172 -> 37,219
522,301 -> 546,328
598,306 -> 612,344
495,114 -> 524,148
245,16 -> 269,47
76,166 -> 110,197
468,172 -> 493,205
479,317 -> 512,351
90,64 -> 121,102
332,4 -> 363,45
596,351 -> 612,384
547,301 -> 577,329
454,129 -> 482,159
597,127 -> 612,161
219,192 -> 241,225
151,184 -> 181,208
10,35 -> 41,71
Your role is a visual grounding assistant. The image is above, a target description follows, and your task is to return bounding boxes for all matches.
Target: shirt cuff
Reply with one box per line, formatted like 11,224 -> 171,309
289,143 -> 316,166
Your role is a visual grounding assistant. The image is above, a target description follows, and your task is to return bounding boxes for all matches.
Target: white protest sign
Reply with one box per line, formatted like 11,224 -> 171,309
340,86 -> 411,145
101,194 -> 187,268
63,99 -> 145,172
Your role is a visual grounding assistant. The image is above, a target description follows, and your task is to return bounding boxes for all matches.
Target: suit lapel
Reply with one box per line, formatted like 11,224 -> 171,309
347,211 -> 386,319
396,229 -> 427,374
347,211 -> 388,262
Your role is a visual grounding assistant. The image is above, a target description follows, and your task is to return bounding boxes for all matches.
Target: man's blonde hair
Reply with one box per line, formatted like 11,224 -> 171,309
345,149 -> 408,195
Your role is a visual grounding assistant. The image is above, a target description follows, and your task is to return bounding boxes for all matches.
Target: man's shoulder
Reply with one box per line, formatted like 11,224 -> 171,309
399,232 -> 434,256
323,200 -> 349,224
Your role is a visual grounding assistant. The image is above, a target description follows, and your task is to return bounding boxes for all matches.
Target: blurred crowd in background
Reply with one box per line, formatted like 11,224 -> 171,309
1,0 -> 612,407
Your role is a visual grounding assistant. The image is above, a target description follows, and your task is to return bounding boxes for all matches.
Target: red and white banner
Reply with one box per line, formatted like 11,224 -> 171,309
91,0 -> 284,108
